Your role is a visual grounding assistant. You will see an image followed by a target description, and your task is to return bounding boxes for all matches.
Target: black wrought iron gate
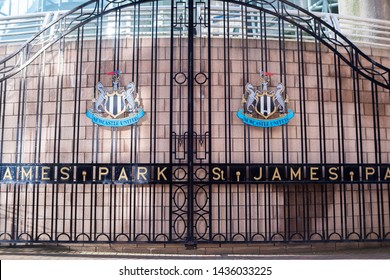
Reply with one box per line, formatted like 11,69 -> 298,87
0,0 -> 389,245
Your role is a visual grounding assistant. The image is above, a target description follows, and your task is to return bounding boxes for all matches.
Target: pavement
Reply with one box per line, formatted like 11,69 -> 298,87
1,243 -> 390,260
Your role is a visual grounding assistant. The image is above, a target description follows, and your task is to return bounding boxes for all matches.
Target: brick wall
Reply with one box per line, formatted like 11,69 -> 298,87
0,37 -> 389,242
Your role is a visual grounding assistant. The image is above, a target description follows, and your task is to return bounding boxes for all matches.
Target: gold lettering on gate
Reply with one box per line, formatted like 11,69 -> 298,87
41,167 -> 50,181
98,167 -> 109,180
253,167 -> 263,181
60,167 -> 70,180
212,167 -> 225,181
310,167 -> 320,181
21,167 -> 33,180
349,171 -> 355,182
328,167 -> 339,181
3,167 -> 13,180
82,171 -> 87,182
137,167 -> 148,181
0,164 -> 388,183
157,167 -> 168,181
236,171 -> 241,182
290,167 -> 301,180
272,168 -> 282,181
384,168 -> 390,180
118,167 -> 129,181
365,167 -> 375,180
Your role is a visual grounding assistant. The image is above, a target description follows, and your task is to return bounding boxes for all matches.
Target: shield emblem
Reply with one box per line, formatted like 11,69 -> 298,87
255,92 -> 276,119
104,91 -> 126,118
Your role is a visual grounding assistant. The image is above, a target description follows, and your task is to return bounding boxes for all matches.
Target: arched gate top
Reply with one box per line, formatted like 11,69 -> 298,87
0,0 -> 389,90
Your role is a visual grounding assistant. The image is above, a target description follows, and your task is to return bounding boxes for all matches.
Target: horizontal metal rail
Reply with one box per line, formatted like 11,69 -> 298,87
1,5 -> 390,47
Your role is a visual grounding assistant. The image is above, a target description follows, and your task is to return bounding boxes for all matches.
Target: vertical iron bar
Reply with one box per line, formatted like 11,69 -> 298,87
314,22 -> 322,238
374,82 -> 385,239
32,50 -> 44,240
222,1 -> 231,241
39,49 -> 47,239
75,25 -> 84,240
70,29 -> 81,241
91,0 -> 101,241
148,0 -> 155,240
262,8 -> 269,241
0,80 -> 4,163
280,4 -> 288,241
169,0 -> 175,242
0,79 -> 7,238
240,3 -> 247,240
207,0 -> 212,242
185,0 -> 196,248
13,58 -> 28,240
352,49 -> 365,239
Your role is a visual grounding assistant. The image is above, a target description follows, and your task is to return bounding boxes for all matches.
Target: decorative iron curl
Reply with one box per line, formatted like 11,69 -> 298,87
211,233 -> 227,242
104,0 -> 137,12
250,233 -> 266,241
107,0 -> 136,4
0,0 -> 99,81
270,232 -> 285,241
0,0 -> 136,81
173,186 -> 187,210
194,214 -> 209,239
308,232 -> 324,241
172,214 -> 187,240
153,233 -> 170,242
235,0 -> 390,89
194,185 -> 209,209
356,59 -> 389,85
0,0 -> 389,87
67,2 -> 99,27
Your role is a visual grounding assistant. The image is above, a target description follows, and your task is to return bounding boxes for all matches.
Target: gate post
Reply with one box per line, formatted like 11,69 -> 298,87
185,0 -> 197,249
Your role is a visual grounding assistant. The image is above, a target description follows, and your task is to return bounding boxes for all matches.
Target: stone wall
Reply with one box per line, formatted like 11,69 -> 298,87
0,36 -> 389,242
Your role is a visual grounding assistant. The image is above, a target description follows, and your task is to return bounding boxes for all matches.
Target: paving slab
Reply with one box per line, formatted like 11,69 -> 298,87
0,242 -> 389,260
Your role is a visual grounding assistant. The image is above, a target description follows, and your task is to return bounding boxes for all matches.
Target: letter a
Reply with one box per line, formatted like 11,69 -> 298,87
118,168 -> 129,181
3,167 -> 13,180
384,168 -> 390,180
272,168 -> 282,181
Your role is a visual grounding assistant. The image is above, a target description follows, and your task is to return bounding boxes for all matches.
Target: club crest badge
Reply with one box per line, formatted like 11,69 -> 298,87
86,71 -> 144,127
237,71 -> 294,128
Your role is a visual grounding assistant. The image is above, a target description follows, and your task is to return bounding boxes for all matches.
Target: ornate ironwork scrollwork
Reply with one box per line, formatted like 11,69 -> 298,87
245,0 -> 390,89
171,184 -> 188,240
1,0 -> 389,88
